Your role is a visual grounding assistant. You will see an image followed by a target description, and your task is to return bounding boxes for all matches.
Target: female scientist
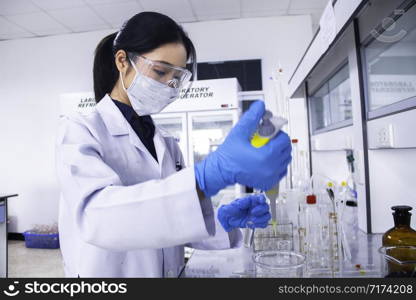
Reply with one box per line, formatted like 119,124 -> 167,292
56,12 -> 292,277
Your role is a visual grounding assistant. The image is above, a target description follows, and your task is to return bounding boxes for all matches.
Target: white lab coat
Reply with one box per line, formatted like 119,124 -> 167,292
55,94 -> 241,277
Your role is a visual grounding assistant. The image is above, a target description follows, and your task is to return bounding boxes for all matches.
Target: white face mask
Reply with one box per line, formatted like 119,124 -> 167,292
120,59 -> 180,115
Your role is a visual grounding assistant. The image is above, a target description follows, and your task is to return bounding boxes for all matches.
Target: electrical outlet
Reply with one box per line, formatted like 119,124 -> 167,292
345,136 -> 353,149
311,138 -> 319,150
377,124 -> 394,148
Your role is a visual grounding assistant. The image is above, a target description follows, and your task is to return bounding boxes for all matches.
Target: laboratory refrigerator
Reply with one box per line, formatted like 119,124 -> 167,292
153,110 -> 239,168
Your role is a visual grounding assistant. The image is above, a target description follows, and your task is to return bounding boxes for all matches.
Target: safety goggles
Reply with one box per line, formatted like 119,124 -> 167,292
128,53 -> 192,89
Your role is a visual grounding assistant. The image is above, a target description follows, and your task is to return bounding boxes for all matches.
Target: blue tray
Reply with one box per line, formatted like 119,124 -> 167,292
23,231 -> 60,249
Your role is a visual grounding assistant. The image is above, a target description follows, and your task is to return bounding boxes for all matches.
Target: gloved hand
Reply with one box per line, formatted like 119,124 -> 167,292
194,100 -> 292,197
217,194 -> 271,232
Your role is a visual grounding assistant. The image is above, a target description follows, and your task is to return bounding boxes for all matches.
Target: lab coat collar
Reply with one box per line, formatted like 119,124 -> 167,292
96,94 -> 166,173
96,94 -> 130,136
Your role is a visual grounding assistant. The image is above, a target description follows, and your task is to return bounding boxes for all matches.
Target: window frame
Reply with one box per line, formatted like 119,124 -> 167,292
308,61 -> 353,134
360,1 -> 416,120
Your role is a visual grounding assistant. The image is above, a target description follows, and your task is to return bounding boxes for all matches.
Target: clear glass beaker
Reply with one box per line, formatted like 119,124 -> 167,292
379,246 -> 416,278
253,251 -> 305,278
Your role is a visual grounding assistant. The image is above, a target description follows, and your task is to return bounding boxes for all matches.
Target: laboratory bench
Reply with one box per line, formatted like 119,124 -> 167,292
182,231 -> 383,278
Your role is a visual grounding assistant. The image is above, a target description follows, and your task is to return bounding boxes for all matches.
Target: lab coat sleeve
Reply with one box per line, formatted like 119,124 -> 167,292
176,144 -> 242,250
56,117 -> 214,251
187,210 -> 243,250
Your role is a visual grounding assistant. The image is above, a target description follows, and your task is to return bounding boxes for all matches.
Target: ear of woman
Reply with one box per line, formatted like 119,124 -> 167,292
114,50 -> 129,73
110,50 -> 132,105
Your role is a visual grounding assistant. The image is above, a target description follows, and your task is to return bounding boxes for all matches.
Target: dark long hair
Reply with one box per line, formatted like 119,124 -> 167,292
93,12 -> 196,101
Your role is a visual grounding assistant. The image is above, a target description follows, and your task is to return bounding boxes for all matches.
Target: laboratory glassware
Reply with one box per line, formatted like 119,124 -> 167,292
253,250 -> 305,278
253,222 -> 293,252
379,246 -> 416,278
290,139 -> 302,190
382,206 -> 416,247
381,206 -> 416,277
342,200 -> 358,241
304,195 -> 326,271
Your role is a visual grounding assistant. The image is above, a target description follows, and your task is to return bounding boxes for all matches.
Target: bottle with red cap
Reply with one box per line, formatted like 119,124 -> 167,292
303,194 -> 327,272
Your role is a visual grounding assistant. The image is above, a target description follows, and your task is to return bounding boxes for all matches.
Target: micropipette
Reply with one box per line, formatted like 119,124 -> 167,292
243,110 -> 287,247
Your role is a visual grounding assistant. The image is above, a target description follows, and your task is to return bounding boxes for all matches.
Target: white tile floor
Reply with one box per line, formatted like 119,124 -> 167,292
8,240 -> 65,277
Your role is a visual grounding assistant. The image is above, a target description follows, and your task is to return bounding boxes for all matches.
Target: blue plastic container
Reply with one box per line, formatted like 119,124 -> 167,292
23,231 -> 60,249
0,204 -> 5,223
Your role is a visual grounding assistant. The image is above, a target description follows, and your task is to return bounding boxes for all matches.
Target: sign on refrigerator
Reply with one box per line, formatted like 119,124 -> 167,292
59,92 -> 96,116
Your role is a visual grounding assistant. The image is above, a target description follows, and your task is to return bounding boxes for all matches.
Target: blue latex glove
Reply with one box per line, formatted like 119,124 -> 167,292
217,194 -> 271,232
194,101 -> 292,197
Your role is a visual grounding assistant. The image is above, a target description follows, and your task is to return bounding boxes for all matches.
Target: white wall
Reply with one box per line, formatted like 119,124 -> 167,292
0,15 -> 313,233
